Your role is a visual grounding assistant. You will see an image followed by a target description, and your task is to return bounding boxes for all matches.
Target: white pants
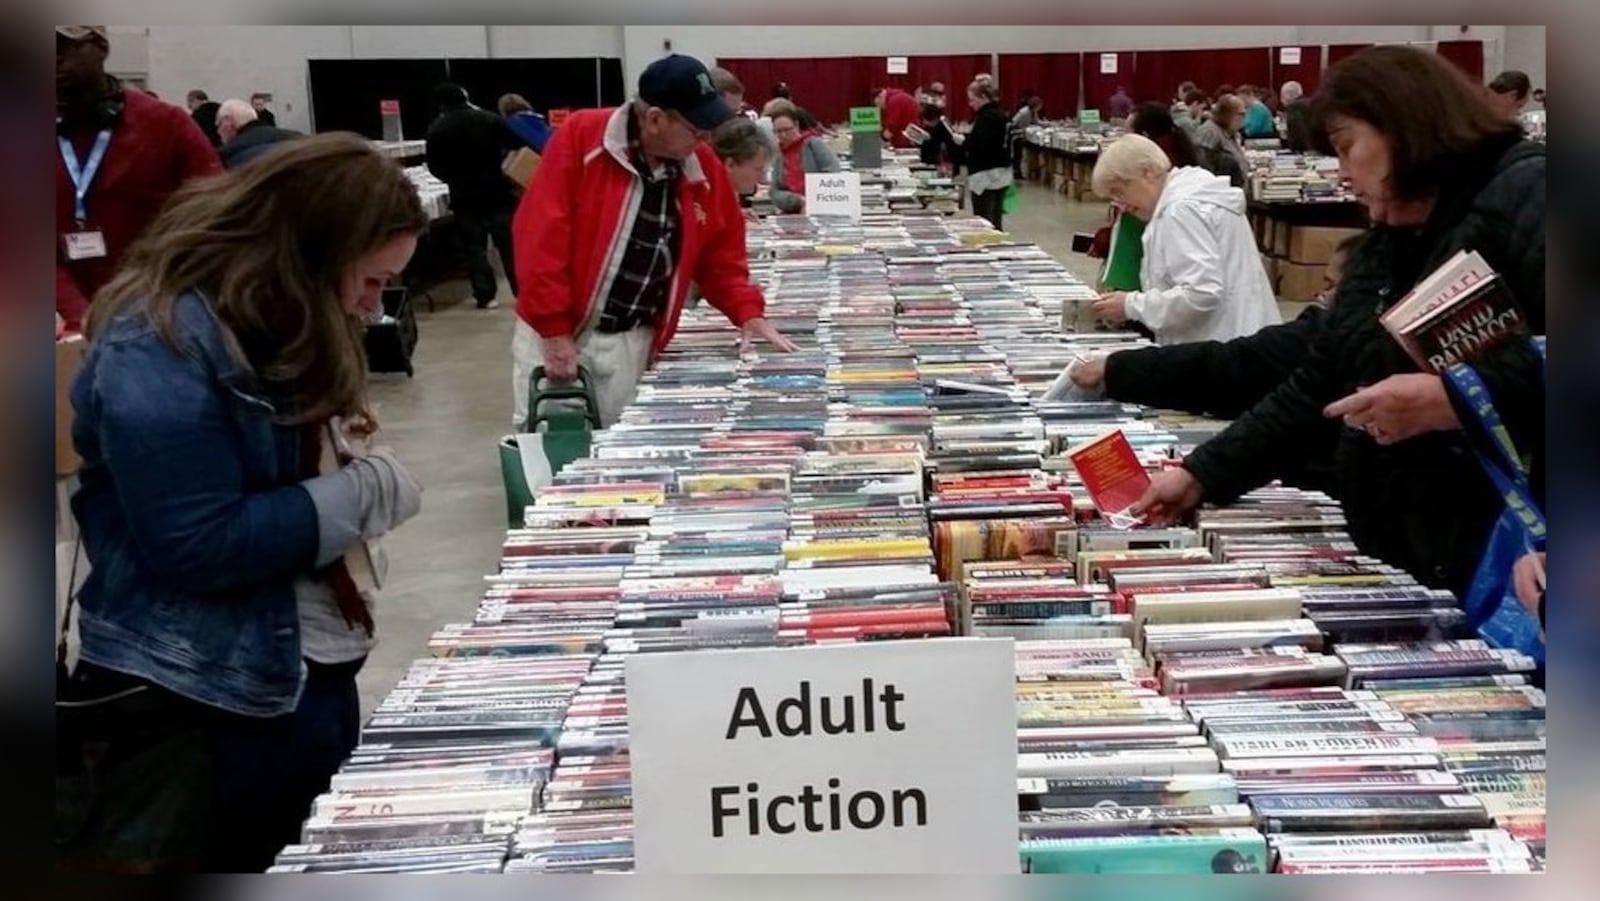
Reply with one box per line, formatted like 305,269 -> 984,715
511,318 -> 653,429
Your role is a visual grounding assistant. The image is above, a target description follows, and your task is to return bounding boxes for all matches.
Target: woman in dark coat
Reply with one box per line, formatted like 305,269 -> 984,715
1134,45 -> 1545,598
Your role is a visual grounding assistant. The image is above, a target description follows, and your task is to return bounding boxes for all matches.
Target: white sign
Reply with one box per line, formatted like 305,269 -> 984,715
1100,53 -> 1119,75
887,56 -> 909,75
627,639 -> 1018,874
805,172 -> 863,221
1279,46 -> 1303,66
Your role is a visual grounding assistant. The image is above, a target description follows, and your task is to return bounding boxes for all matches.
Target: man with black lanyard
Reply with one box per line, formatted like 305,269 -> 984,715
56,26 -> 220,332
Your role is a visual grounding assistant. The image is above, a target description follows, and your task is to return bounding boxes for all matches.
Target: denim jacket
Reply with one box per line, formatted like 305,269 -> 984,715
70,292 -> 320,717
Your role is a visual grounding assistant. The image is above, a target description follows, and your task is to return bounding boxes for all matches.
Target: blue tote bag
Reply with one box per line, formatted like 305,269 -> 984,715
1444,338 -> 1545,666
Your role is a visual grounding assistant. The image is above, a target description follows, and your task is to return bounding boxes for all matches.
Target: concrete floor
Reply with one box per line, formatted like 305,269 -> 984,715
355,181 -> 1289,711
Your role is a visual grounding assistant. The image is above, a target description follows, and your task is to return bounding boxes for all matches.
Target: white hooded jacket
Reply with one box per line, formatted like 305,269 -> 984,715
1127,166 -> 1282,345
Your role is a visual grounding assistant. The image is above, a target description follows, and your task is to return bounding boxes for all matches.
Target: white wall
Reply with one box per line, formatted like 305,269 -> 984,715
145,26 -> 353,133
489,25 -> 623,58
1502,25 -> 1547,92
350,25 -> 490,59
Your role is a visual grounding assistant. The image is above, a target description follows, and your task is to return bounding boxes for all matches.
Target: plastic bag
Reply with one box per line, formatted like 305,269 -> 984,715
1002,182 -> 1020,214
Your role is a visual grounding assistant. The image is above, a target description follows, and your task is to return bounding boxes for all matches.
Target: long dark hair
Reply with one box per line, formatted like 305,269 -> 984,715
1310,45 -> 1523,200
89,133 -> 428,424
1128,102 -> 1200,168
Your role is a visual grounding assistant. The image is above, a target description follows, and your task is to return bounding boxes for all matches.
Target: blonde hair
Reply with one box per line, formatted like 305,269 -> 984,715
1091,133 -> 1173,197
969,80 -> 1000,103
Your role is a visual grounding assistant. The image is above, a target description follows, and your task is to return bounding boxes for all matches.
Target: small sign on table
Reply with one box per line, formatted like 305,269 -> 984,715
805,172 -> 864,221
627,639 -> 1018,873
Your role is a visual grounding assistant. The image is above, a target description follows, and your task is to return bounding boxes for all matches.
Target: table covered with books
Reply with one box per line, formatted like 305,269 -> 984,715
267,213 -> 1545,875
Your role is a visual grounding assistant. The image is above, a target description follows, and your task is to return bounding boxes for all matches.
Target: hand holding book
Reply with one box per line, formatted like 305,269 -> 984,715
1322,374 -> 1461,445
1379,249 -> 1529,372
1129,467 -> 1203,527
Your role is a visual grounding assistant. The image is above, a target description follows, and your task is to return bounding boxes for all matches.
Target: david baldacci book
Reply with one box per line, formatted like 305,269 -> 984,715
1378,249 -> 1528,373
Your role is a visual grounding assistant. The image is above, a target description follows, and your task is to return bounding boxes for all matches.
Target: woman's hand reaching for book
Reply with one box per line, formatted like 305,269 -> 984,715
1323,374 -> 1460,445
1130,467 -> 1204,527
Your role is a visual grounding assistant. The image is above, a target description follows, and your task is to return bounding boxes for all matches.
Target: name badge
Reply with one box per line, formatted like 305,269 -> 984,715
64,231 -> 107,261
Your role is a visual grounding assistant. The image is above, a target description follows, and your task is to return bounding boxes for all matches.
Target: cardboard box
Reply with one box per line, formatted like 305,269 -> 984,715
1277,260 -> 1326,303
503,148 -> 541,188
1288,225 -> 1365,265
56,336 -> 86,477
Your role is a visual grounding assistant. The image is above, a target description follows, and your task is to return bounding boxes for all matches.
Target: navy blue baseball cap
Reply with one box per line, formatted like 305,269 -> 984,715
638,54 -> 733,131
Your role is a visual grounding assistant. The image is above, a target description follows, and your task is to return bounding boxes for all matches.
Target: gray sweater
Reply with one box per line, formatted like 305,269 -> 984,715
768,137 -> 842,213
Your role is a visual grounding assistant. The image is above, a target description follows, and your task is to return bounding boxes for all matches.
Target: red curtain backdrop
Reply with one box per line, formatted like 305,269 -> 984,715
1326,44 -> 1373,71
1435,40 -> 1486,81
1271,45 -> 1324,97
1130,49 -> 1216,107
726,42 -> 1470,127
721,55 -> 991,125
1209,47 -> 1274,99
1128,48 -> 1271,107
1080,51 -> 1134,118
849,54 -> 992,122
718,57 -> 857,126
997,52 -> 1082,121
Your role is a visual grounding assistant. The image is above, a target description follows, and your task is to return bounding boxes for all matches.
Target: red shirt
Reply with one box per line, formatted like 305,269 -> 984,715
56,88 -> 222,330
780,131 -> 811,197
511,106 -> 765,362
881,89 -> 921,148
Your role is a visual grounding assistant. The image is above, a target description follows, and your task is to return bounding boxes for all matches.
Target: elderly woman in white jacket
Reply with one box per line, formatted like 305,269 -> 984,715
1087,133 -> 1280,345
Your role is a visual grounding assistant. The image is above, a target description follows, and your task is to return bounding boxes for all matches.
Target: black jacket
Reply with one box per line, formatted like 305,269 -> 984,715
1105,305 -> 1338,492
962,101 -> 1011,176
219,120 -> 302,169
425,104 -> 518,215
191,101 -> 222,148
919,119 -> 962,170
1283,99 -> 1315,153
1182,135 -> 1545,597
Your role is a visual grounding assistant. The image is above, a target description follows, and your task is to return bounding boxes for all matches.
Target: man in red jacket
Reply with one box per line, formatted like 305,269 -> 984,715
511,54 -> 795,427
56,26 -> 222,331
875,87 -> 922,148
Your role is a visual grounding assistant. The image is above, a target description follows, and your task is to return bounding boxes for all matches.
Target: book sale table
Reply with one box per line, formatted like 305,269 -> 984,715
269,213 -> 1546,875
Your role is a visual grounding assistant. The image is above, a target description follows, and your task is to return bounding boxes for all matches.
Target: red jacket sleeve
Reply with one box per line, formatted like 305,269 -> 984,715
513,115 -> 581,337
57,262 -> 89,332
695,158 -> 765,327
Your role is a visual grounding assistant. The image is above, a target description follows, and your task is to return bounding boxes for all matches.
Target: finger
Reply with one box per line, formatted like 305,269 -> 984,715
1323,391 -> 1372,419
1128,482 -> 1163,517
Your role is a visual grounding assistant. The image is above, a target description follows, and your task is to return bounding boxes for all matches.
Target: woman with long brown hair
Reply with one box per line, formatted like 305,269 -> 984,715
59,134 -> 427,872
